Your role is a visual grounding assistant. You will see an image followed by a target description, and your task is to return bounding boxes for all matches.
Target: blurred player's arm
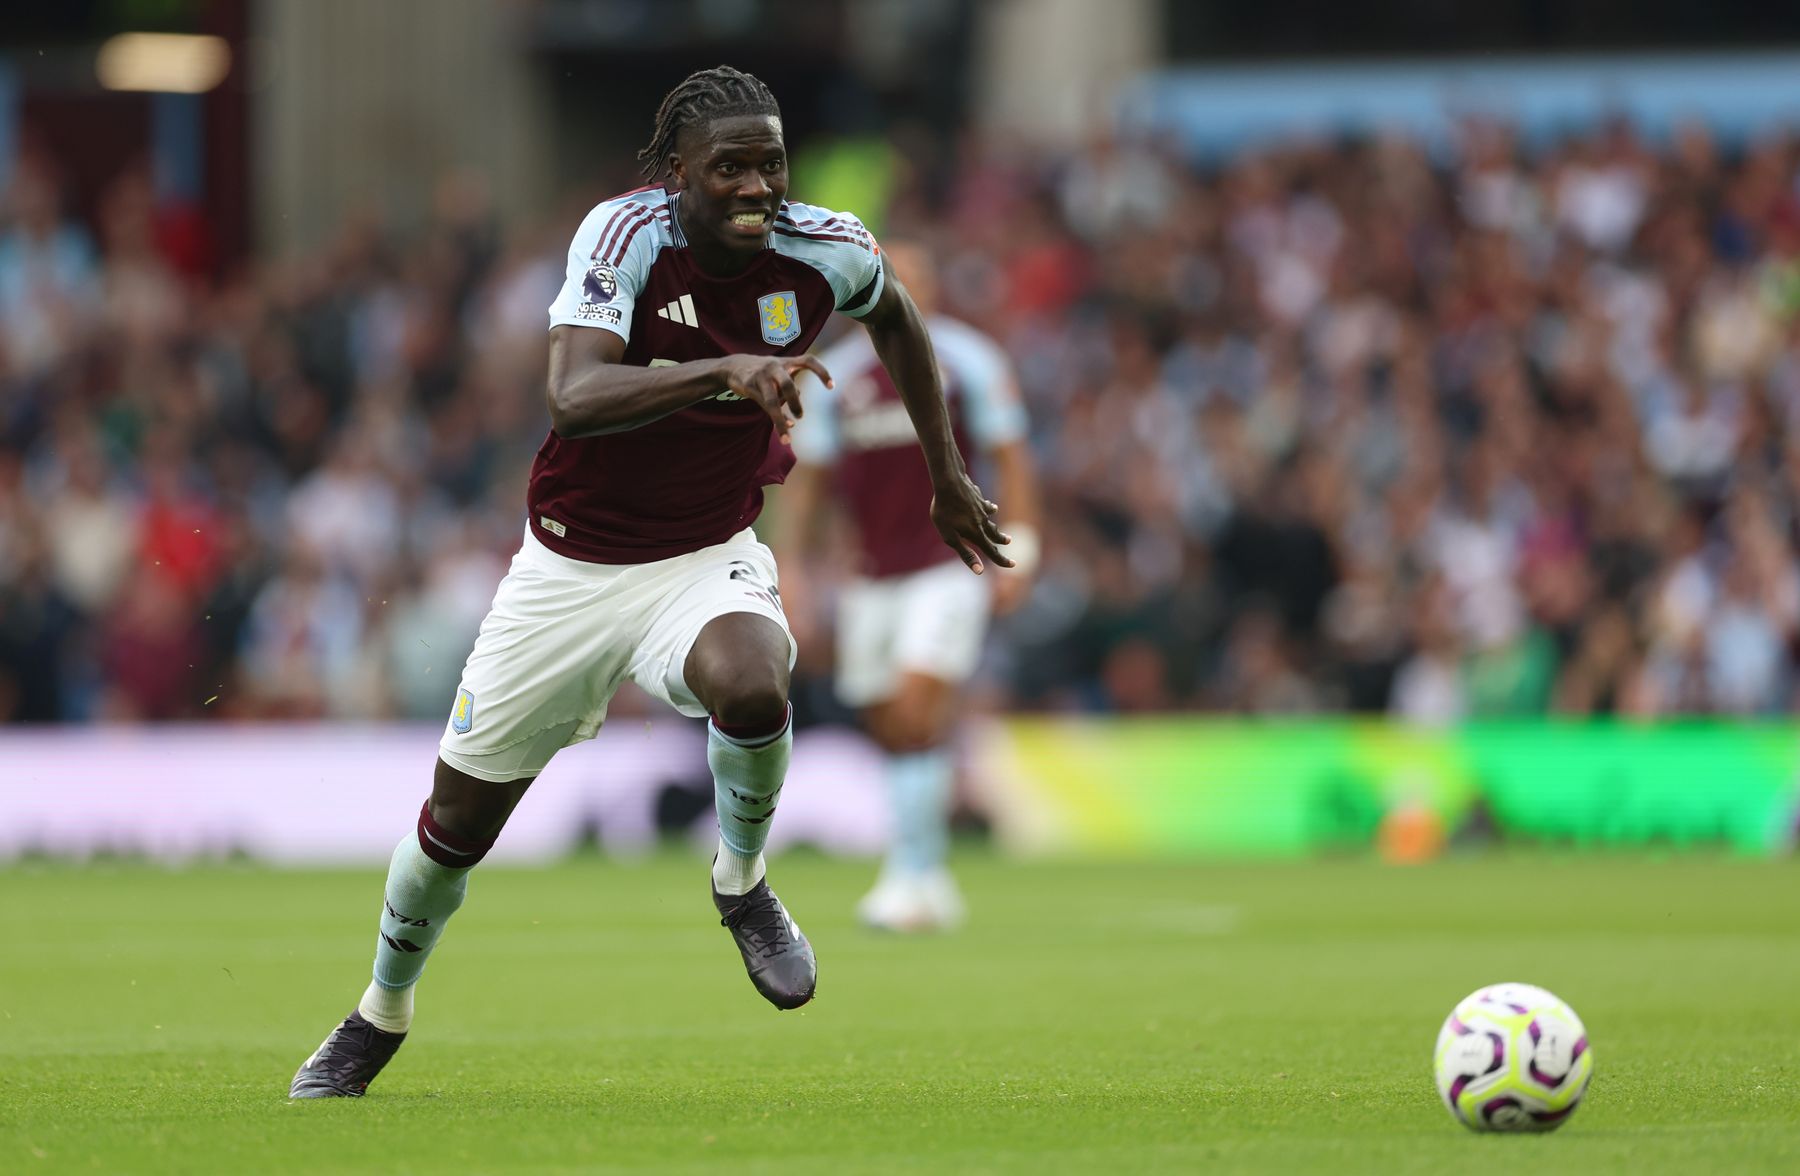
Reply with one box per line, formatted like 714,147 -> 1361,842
771,460 -> 830,647
546,325 -> 830,440
953,328 -> 1042,612
857,280 -> 1013,574
987,439 -> 1041,613
773,352 -> 848,644
773,460 -> 829,562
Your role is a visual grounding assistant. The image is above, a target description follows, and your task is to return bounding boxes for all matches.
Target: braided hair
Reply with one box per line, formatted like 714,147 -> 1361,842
638,66 -> 782,180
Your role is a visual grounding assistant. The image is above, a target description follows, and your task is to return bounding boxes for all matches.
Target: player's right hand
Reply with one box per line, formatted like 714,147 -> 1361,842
717,354 -> 833,444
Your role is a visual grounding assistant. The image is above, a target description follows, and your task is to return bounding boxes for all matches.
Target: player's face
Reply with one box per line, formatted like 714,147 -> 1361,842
672,115 -> 788,259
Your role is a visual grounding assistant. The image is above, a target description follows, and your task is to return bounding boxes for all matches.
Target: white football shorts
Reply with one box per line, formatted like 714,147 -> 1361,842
834,558 -> 992,709
439,526 -> 794,781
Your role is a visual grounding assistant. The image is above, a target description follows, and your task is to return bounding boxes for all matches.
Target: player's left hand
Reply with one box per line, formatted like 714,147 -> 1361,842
931,473 -> 1014,575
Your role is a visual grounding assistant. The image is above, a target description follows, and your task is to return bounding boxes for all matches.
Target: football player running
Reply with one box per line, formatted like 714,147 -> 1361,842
290,67 -> 1011,1098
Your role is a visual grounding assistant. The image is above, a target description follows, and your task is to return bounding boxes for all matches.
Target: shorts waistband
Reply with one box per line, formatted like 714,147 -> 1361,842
520,524 -> 617,578
519,524 -> 759,578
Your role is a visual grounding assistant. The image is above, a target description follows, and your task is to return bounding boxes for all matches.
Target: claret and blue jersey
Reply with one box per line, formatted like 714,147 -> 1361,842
536,186 -> 885,563
793,315 -> 1028,579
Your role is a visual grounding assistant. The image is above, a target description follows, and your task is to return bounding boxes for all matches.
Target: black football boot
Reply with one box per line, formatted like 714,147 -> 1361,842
714,877 -> 817,1010
288,1010 -> 406,1098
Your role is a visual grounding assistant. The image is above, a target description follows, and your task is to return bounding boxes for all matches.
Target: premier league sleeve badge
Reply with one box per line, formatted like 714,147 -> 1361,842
583,262 -> 619,303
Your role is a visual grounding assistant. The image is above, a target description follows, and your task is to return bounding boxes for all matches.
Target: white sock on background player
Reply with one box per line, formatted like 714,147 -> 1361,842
707,705 -> 793,896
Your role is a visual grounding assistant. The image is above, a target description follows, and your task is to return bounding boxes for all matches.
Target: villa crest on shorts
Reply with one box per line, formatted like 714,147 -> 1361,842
539,187 -> 885,564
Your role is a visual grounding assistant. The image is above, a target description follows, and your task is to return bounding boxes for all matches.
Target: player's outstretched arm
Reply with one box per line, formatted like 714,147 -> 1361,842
546,325 -> 830,439
859,279 -> 1014,574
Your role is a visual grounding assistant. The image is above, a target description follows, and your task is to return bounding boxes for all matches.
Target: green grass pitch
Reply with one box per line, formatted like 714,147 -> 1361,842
3,853 -> 1796,1173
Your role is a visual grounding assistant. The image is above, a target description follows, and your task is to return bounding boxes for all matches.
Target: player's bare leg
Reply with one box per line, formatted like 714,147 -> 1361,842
685,612 -> 816,1009
859,671 -> 966,932
289,761 -> 531,1097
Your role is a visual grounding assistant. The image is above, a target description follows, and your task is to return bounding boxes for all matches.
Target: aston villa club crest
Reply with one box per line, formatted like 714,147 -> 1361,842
758,291 -> 801,345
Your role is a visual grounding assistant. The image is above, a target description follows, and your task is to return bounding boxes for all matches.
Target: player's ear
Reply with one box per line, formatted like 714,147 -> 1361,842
668,154 -> 688,191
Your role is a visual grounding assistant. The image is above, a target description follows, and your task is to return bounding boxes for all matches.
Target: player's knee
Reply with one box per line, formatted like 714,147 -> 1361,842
688,613 -> 792,728
427,795 -> 510,844
430,760 -> 530,843
864,705 -> 942,753
710,675 -> 790,732
895,699 -> 951,751
886,717 -> 943,752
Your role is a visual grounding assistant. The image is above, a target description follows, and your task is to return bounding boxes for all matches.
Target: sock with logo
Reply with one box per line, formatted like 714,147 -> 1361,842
708,704 -> 793,896
356,802 -> 494,1033
885,747 -> 954,876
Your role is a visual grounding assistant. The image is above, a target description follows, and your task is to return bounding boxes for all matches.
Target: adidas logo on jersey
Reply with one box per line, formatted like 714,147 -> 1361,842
656,294 -> 699,327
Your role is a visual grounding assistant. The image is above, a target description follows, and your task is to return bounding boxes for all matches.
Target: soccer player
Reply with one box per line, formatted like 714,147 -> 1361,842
290,67 -> 1013,1098
779,240 -> 1040,932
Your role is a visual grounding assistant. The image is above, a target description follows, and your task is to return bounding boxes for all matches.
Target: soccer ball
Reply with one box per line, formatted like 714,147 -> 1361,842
1433,982 -> 1593,1132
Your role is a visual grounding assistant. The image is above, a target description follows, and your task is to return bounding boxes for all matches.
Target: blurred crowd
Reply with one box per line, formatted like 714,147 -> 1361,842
7,112 -> 1800,723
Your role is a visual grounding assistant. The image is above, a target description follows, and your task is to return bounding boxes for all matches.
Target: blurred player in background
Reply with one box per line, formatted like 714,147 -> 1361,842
290,67 -> 1014,1098
781,241 -> 1040,932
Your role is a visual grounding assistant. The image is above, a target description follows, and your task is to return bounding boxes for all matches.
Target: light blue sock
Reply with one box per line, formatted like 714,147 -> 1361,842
708,712 -> 793,894
887,748 -> 954,875
359,832 -> 470,1031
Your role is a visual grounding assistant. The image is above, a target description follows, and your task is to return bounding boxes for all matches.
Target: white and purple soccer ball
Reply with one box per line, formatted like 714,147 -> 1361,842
1434,982 -> 1593,1132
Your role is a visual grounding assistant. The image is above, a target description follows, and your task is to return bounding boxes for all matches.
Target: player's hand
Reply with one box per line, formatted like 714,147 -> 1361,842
717,354 -> 832,444
931,473 -> 1014,575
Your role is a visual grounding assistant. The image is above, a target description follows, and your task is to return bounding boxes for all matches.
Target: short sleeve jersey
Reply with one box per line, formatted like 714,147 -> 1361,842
792,315 -> 1026,578
536,187 -> 884,563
